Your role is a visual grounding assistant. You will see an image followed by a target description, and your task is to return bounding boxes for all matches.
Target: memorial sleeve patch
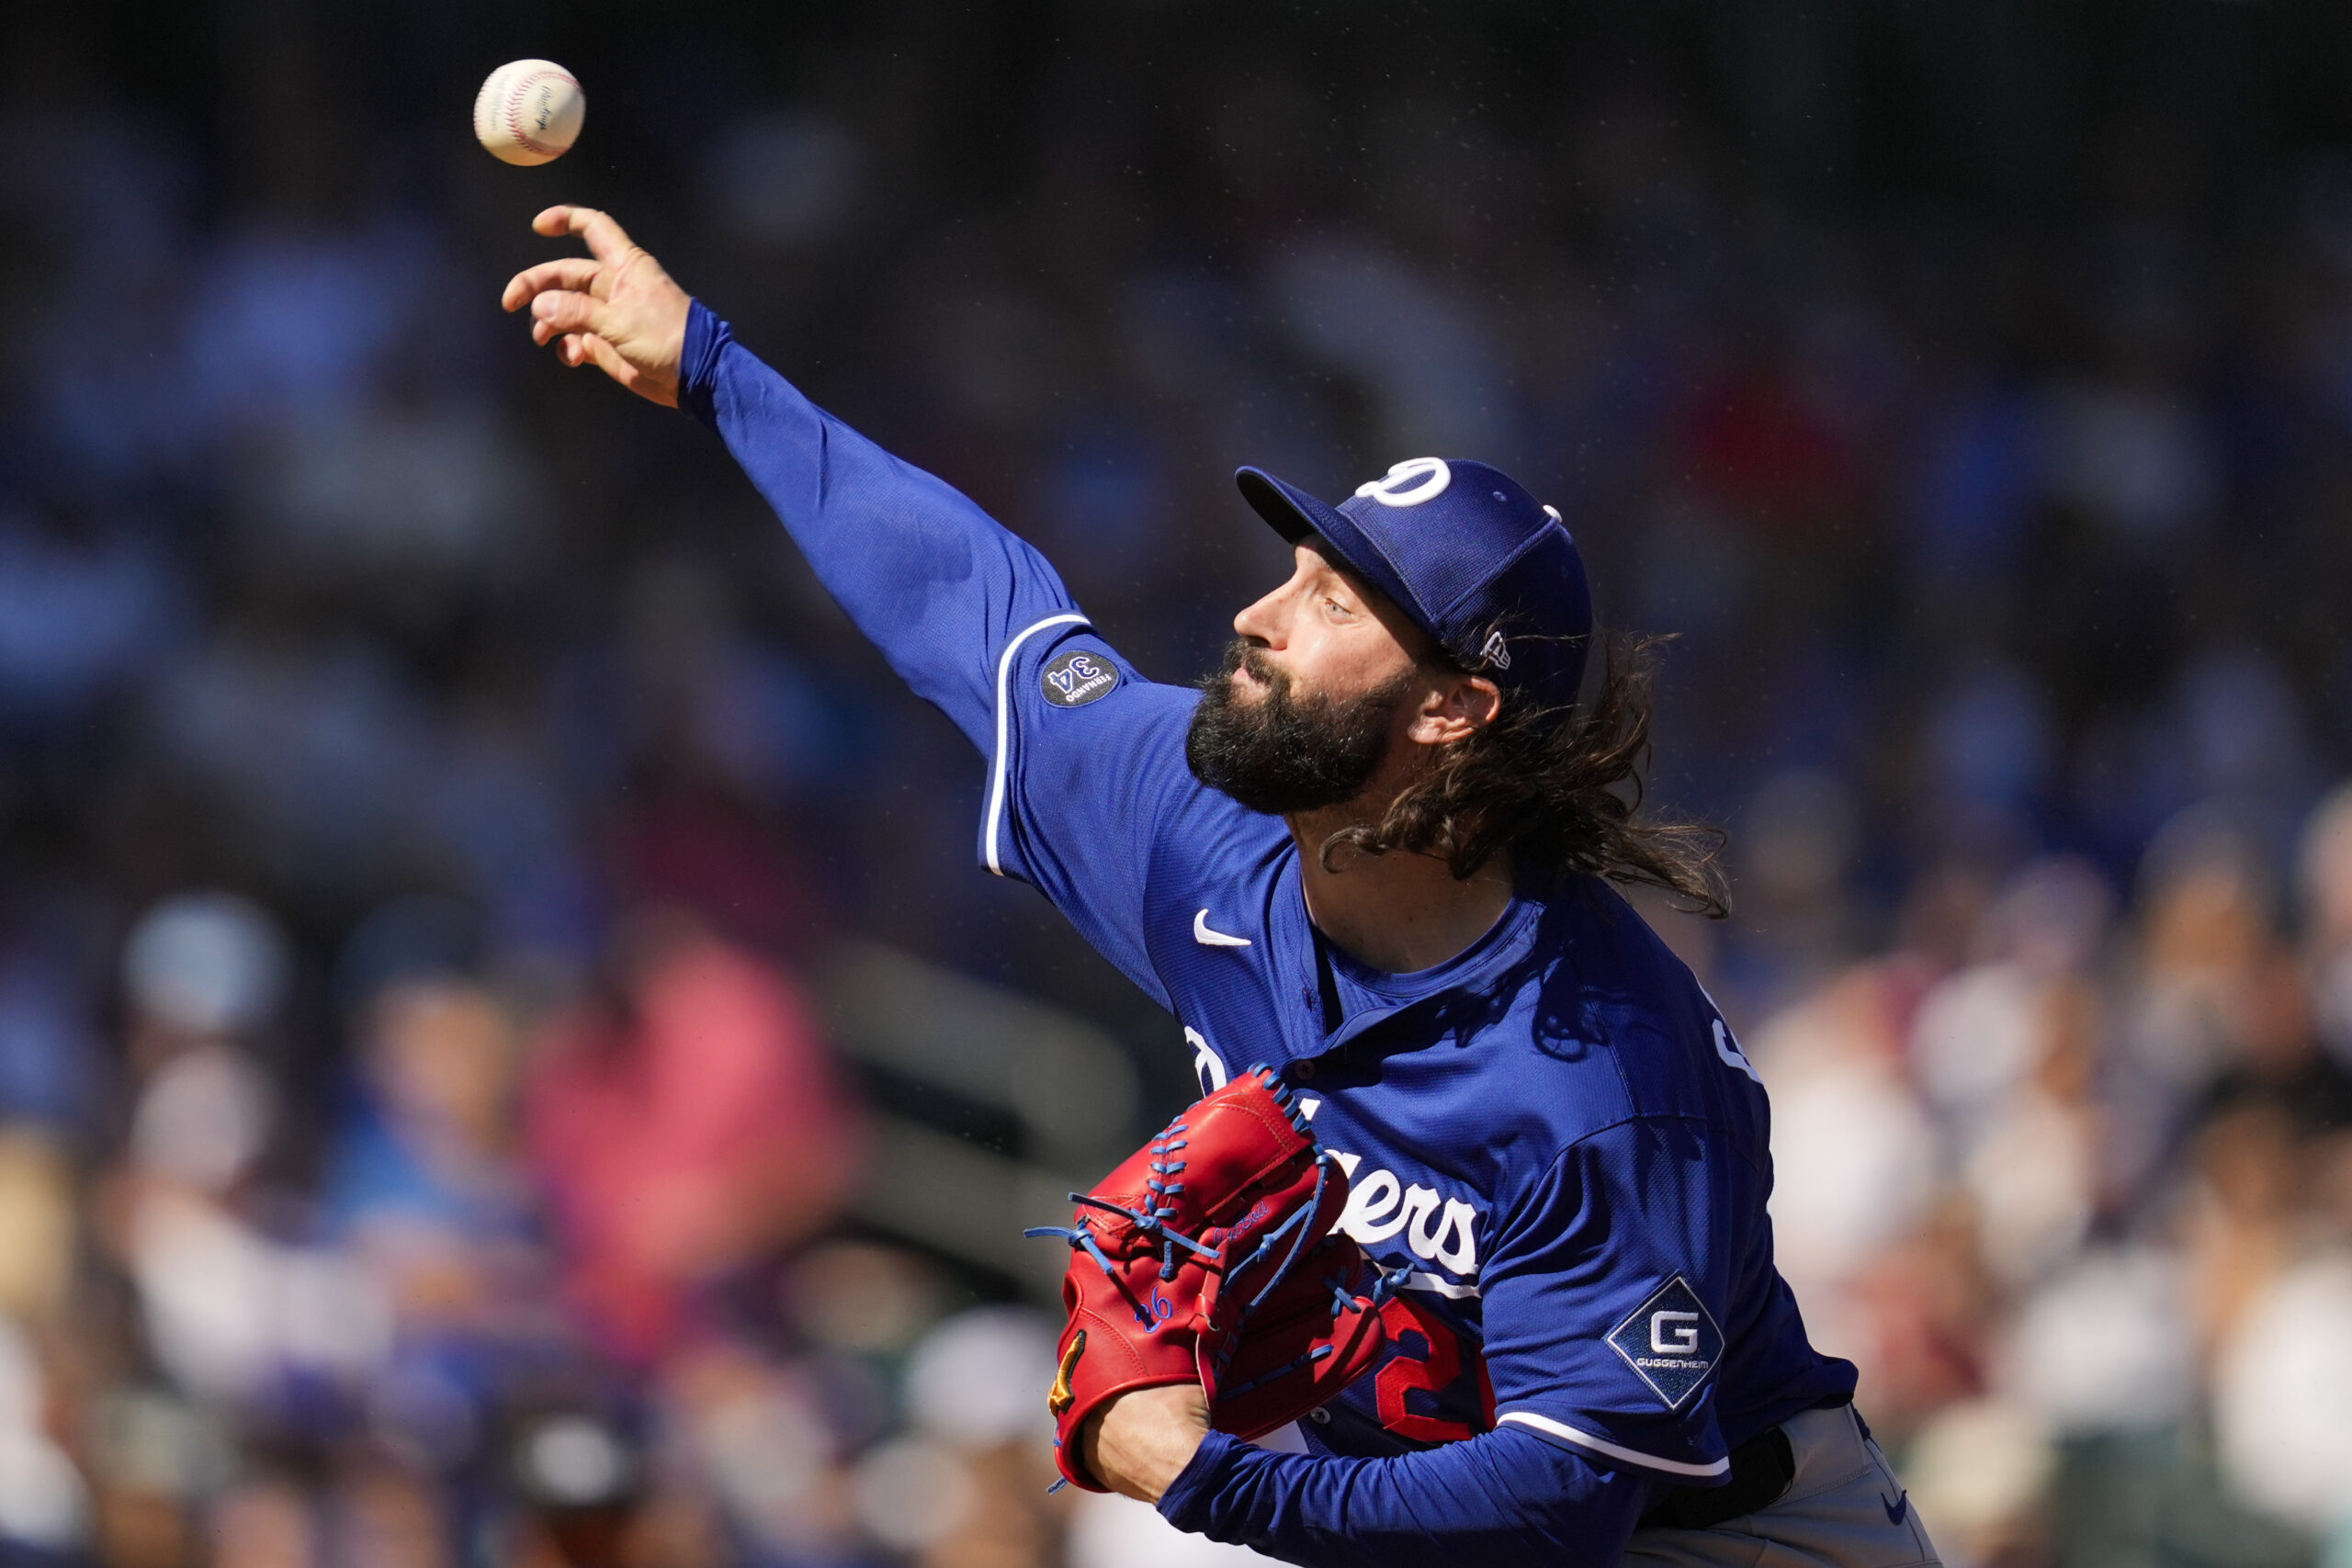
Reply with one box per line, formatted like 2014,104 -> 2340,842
1040,649 -> 1120,707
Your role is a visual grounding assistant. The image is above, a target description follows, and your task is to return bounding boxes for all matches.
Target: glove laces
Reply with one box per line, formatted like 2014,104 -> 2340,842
1023,1066 -> 1320,1325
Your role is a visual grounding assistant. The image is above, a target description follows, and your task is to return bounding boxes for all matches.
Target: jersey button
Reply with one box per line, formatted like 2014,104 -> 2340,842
1293,1059 -> 1317,1081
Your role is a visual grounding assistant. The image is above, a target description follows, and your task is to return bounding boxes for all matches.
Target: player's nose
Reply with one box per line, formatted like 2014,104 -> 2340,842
1232,585 -> 1285,648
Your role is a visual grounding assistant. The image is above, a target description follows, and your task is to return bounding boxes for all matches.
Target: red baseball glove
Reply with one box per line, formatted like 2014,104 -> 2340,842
1026,1066 -> 1395,1491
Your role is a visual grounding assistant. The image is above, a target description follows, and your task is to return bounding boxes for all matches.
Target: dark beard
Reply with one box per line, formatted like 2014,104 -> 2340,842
1184,641 -> 1410,814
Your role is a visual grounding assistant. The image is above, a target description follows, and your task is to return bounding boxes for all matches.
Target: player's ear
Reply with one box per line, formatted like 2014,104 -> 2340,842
1406,671 -> 1500,747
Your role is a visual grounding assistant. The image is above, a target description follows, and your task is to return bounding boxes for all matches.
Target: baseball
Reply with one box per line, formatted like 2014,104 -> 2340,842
474,60 -> 584,166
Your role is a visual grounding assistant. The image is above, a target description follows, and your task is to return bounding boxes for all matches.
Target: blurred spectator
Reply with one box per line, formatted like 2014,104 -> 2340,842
1751,965 -> 1939,1310
0,508 -> 180,735
2302,786 -> 2352,1070
899,1307 -> 1085,1568
323,961 -> 559,1475
204,1472 -> 314,1568
1899,1399 -> 2055,1568
0,1315 -> 90,1559
504,1411 -> 645,1568
2214,1255 -> 2352,1539
107,894 -> 396,1422
525,911 -> 862,1364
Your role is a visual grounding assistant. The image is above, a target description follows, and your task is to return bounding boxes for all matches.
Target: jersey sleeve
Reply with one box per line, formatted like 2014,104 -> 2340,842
979,630 -> 1226,1006
1477,1117 -> 1747,1484
682,303 -> 1077,751
680,303 -> 1203,1002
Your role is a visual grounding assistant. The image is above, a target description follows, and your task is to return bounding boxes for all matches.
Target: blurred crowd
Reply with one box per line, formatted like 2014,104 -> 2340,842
1692,803 -> 2352,1568
1,2 -> 2351,1565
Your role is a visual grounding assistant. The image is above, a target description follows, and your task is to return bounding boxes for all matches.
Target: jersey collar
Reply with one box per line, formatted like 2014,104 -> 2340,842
1277,859 -> 1552,1055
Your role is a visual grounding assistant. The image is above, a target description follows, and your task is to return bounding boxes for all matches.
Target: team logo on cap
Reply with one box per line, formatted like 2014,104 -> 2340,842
1478,629 -> 1512,670
1354,457 -> 1451,508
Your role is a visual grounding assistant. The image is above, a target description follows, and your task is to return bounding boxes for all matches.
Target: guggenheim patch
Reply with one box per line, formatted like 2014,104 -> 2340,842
1606,1276 -> 1723,1410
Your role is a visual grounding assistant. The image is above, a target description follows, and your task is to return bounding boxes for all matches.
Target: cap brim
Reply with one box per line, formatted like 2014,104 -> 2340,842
1234,467 -> 1431,634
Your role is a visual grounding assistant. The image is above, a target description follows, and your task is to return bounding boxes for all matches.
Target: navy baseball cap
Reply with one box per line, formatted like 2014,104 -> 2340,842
1236,457 -> 1595,714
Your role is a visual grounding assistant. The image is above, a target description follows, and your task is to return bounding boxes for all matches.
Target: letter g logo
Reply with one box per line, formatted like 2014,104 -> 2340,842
1354,457 -> 1452,508
1650,1310 -> 1701,1356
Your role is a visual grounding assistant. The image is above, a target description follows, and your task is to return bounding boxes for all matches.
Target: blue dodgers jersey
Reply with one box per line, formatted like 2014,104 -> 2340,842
674,302 -> 1854,1490
987,628 -> 1858,1484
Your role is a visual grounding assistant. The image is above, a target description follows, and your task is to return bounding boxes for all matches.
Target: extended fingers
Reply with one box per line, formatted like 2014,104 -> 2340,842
528,288 -> 604,339
501,256 -> 602,312
530,205 -> 639,262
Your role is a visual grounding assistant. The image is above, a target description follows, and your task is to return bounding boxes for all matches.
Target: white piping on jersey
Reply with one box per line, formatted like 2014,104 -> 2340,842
985,613 -> 1091,876
1496,1412 -> 1732,1479
1402,1271 -> 1481,1300
1193,909 -> 1252,947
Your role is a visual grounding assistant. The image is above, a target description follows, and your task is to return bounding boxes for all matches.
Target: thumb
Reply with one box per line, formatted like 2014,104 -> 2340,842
576,333 -> 678,409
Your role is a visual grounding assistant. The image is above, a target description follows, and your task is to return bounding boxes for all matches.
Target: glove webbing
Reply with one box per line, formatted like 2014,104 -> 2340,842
1023,1066 -> 1328,1331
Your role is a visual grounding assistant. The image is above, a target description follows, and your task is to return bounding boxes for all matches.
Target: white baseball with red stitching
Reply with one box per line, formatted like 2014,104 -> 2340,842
473,60 -> 584,167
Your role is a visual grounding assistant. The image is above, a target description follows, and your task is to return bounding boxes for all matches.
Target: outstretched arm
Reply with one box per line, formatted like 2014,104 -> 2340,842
501,207 -> 1080,752
501,211 -> 1202,1003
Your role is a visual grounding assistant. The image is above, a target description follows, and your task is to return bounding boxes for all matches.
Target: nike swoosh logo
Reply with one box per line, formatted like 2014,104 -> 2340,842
1193,909 -> 1251,948
1881,1491 -> 1908,1527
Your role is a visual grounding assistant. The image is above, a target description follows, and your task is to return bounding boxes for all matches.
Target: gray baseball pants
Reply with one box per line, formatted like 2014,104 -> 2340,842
1619,1406 -> 1940,1568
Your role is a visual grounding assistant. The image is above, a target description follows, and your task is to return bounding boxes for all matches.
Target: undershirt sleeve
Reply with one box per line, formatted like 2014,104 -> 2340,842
1159,1424 -> 1650,1568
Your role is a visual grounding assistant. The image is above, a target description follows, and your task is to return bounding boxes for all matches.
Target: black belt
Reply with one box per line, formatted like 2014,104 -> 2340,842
1638,1423 -> 1795,1531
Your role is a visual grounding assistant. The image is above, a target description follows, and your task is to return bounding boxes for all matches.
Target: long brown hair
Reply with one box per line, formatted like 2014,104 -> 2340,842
1320,632 -> 1731,917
